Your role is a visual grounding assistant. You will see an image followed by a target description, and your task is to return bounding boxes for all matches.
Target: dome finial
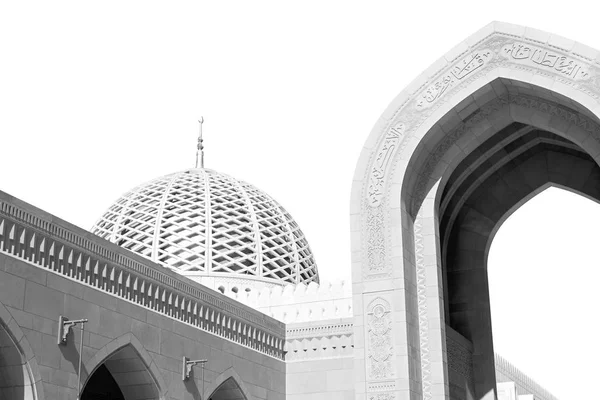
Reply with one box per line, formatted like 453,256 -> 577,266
196,117 -> 204,168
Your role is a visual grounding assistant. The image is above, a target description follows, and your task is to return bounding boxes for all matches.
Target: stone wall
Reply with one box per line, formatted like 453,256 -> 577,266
284,318 -> 354,399
0,191 -> 286,400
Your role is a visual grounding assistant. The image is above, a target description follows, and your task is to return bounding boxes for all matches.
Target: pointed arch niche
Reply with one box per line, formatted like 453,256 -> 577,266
207,377 -> 248,400
81,335 -> 164,400
351,21 -> 600,400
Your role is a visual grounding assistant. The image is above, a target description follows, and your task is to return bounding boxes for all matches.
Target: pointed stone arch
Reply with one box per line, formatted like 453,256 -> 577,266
82,332 -> 166,400
0,301 -> 44,400
204,367 -> 252,400
351,21 -> 600,400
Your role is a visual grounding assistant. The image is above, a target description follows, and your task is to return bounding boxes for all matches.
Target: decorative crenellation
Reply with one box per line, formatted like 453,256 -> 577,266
286,320 -> 354,340
284,319 -> 354,361
366,297 -> 395,380
231,280 -> 353,324
414,212 -> 432,400
0,196 -> 286,359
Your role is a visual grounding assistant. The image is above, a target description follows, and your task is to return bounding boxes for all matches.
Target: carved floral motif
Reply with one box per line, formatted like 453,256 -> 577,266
367,298 -> 394,380
366,206 -> 386,275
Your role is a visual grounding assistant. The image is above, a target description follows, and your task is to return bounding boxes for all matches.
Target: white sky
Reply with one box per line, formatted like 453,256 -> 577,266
1,1 -> 598,399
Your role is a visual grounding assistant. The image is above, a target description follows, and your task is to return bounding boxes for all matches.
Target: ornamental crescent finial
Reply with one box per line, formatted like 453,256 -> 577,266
196,117 -> 204,168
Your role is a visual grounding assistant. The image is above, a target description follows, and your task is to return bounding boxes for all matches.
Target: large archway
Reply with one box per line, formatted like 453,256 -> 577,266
351,22 -> 600,400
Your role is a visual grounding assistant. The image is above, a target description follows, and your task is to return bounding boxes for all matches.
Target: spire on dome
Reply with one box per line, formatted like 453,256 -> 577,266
196,117 -> 204,168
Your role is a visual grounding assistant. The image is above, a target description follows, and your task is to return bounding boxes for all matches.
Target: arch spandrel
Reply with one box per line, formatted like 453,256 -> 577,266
204,368 -> 252,400
82,333 -> 166,400
351,21 -> 600,400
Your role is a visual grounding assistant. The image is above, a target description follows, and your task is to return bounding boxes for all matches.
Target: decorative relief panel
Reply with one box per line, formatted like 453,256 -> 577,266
446,334 -> 473,383
500,42 -> 590,80
368,122 -> 406,207
366,297 -> 395,380
416,49 -> 494,110
365,206 -> 387,278
368,393 -> 395,400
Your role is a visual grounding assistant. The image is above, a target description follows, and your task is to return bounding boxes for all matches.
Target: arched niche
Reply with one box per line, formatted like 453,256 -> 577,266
0,303 -> 43,400
82,334 -> 164,400
0,322 -> 36,400
208,377 -> 248,400
204,368 -> 251,400
351,21 -> 600,400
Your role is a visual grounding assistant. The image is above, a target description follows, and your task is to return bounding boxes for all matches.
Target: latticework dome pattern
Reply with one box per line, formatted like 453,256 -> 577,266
91,169 -> 319,286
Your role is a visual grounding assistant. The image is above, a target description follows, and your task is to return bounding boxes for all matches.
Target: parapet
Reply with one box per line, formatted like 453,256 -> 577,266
219,279 -> 353,323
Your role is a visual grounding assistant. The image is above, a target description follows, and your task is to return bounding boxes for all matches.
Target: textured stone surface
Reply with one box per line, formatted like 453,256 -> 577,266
0,250 -> 285,400
351,21 -> 600,400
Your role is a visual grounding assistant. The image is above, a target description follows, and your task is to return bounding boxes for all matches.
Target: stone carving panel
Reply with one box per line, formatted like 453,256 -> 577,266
368,393 -> 395,400
366,297 -> 395,380
446,334 -> 473,383
365,206 -> 387,278
368,122 -> 406,207
416,49 -> 494,110
500,42 -> 590,80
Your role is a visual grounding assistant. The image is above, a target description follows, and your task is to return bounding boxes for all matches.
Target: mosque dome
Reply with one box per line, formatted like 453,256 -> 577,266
91,168 -> 319,289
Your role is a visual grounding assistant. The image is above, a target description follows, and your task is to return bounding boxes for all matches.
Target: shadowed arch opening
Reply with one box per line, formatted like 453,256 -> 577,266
82,344 -> 160,400
0,320 -> 36,400
394,73 -> 600,399
208,377 -> 248,400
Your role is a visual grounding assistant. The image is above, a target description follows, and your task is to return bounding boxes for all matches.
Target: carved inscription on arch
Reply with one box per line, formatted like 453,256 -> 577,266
368,122 -> 406,207
416,49 -> 493,110
366,297 -> 395,380
500,42 -> 590,80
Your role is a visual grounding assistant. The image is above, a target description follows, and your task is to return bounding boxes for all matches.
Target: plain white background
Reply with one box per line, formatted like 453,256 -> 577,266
1,2 -> 598,398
